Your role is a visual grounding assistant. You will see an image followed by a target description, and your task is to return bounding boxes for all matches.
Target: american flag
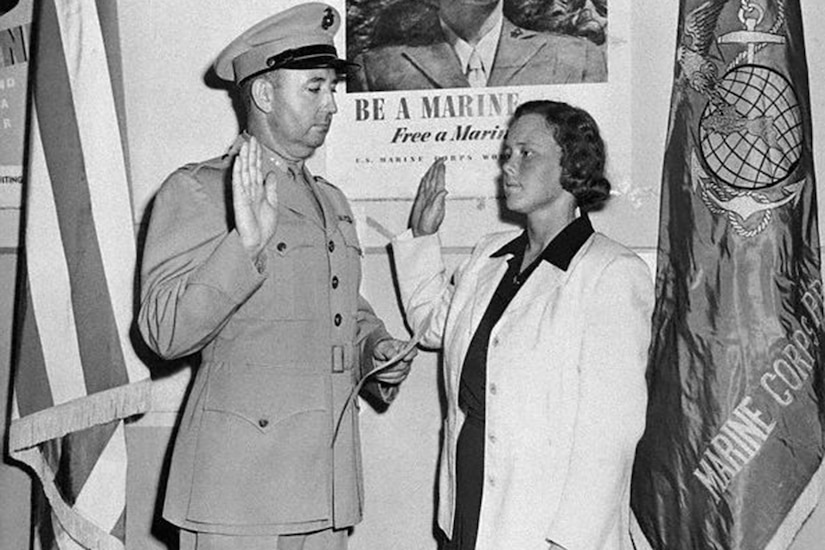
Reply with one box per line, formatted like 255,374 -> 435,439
8,1 -> 151,548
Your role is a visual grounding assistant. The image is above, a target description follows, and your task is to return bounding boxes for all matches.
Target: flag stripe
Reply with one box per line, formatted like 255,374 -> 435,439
94,0 -> 131,179
14,280 -> 54,417
26,110 -> 87,406
55,522 -> 84,550
54,0 -> 146,385
34,0 -> 129,395
110,508 -> 126,543
56,423 -> 119,506
74,423 -> 127,531
33,488 -> 58,550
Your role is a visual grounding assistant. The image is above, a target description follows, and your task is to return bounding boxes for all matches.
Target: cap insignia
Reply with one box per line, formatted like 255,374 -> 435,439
322,7 -> 335,30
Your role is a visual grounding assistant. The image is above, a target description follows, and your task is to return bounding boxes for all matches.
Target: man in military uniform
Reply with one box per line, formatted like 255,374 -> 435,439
348,0 -> 606,91
137,4 -> 415,549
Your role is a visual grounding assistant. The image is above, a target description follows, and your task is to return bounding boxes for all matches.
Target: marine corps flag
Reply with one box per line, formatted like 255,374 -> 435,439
631,0 -> 825,549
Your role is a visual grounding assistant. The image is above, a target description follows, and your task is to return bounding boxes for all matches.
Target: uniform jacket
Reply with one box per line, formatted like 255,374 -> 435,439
138,142 -> 393,536
392,226 -> 652,550
349,15 -> 606,92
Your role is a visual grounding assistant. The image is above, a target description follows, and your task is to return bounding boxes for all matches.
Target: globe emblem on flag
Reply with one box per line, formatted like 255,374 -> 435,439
698,65 -> 802,190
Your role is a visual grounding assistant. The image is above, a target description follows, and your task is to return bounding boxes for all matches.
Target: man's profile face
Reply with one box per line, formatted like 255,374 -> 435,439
266,68 -> 339,159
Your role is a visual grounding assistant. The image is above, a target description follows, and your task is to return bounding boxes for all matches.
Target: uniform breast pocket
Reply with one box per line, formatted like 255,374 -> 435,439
235,222 -> 325,321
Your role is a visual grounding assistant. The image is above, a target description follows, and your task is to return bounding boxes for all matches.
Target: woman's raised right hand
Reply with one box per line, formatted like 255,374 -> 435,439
410,158 -> 448,237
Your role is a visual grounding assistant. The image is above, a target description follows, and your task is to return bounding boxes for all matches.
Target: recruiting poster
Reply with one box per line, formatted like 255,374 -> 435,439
325,0 -> 645,246
0,0 -> 30,209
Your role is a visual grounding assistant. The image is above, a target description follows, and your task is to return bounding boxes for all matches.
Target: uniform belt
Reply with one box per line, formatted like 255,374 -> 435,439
331,344 -> 346,373
204,340 -> 355,373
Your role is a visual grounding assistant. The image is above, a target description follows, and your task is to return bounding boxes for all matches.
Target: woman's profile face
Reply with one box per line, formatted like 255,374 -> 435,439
500,113 -> 567,216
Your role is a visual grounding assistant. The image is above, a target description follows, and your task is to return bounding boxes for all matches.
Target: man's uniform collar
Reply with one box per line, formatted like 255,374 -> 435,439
439,6 -> 503,80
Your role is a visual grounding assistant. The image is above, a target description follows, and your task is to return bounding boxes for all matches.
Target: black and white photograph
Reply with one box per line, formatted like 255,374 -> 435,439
3,1 -> 825,550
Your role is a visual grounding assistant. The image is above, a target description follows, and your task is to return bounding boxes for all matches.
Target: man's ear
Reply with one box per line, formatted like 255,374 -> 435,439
251,77 -> 275,114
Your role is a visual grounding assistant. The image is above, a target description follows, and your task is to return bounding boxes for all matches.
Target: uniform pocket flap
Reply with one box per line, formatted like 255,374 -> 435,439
270,220 -> 317,258
338,220 -> 363,255
204,364 -> 327,432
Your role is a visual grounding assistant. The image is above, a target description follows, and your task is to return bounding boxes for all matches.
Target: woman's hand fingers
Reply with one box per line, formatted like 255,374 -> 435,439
411,159 -> 447,237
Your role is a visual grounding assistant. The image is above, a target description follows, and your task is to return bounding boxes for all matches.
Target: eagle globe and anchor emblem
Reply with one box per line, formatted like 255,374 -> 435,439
691,0 -> 804,237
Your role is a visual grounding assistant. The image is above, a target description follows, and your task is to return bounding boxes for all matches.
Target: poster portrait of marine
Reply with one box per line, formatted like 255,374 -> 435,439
346,0 -> 609,92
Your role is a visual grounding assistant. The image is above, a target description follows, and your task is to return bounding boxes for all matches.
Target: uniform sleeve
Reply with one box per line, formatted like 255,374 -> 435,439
355,293 -> 397,404
545,254 -> 653,549
137,169 -> 267,359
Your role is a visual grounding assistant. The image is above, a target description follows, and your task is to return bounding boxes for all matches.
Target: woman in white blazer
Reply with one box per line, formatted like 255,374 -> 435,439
391,101 -> 653,550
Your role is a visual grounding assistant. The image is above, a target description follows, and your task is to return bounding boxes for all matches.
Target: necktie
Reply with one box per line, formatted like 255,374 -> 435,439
466,48 -> 486,88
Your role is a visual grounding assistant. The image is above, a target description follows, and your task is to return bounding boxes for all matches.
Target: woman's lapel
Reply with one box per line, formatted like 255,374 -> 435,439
468,254 -> 510,333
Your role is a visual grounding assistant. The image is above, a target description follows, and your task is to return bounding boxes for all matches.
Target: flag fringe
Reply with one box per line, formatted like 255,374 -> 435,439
766,456 -> 825,550
15,444 -> 126,550
8,378 -> 152,452
8,379 -> 153,550
629,458 -> 825,550
630,510 -> 653,550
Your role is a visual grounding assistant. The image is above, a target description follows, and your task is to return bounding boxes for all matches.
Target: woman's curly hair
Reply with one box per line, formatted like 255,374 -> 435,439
512,100 -> 611,212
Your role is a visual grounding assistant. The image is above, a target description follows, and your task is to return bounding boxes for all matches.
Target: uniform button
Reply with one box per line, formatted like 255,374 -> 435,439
258,418 -> 269,428
276,242 -> 287,252
490,383 -> 497,395
331,276 -> 339,289
487,475 -> 496,487
334,313 -> 342,326
492,337 -> 500,347
488,434 -> 497,444
328,240 -> 335,253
